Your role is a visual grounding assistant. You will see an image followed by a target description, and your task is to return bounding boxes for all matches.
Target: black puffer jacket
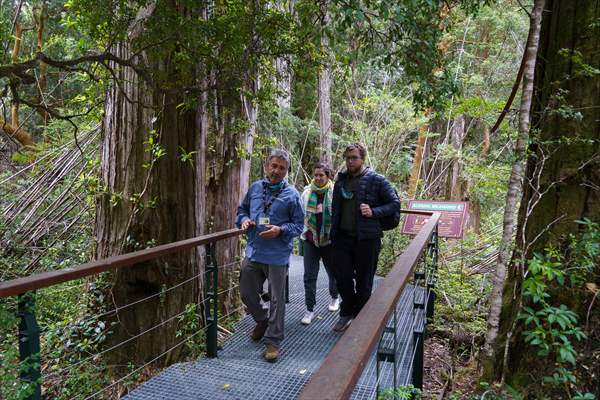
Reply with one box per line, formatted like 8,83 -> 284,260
331,168 -> 401,240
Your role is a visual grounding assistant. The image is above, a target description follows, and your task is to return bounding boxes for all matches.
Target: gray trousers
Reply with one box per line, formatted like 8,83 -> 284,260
303,240 -> 338,312
240,258 -> 288,347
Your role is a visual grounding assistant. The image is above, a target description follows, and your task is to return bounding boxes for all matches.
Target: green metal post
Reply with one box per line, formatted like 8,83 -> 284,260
411,332 -> 424,390
376,302 -> 398,399
205,243 -> 218,358
18,291 -> 41,400
426,227 -> 438,320
392,305 -> 398,391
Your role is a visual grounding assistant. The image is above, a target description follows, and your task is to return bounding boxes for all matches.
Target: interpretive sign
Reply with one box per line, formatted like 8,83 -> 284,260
401,200 -> 469,239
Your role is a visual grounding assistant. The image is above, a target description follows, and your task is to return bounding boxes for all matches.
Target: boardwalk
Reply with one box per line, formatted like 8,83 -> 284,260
125,255 -> 415,400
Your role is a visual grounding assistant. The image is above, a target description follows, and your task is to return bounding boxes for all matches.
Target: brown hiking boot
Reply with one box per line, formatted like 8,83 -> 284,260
263,343 -> 279,362
251,320 -> 268,341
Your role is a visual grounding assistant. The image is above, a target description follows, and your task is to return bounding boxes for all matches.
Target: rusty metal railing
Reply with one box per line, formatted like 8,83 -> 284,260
0,228 -> 244,400
298,211 -> 441,400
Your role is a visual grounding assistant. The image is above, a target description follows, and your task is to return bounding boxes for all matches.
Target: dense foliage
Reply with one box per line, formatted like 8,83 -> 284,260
1,0 -> 598,399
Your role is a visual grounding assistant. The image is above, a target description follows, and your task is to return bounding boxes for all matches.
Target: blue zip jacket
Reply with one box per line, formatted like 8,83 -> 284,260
236,178 -> 304,265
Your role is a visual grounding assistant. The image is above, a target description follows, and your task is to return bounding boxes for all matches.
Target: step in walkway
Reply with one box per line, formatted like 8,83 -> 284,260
125,255 -> 416,400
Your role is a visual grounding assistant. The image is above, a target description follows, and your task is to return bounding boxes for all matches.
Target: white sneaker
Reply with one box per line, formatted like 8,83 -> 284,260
328,297 -> 340,312
301,311 -> 314,325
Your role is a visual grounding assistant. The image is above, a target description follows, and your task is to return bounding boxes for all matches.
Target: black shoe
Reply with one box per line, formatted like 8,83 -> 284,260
332,316 -> 353,332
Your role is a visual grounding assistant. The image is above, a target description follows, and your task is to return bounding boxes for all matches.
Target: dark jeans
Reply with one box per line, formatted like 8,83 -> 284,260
332,232 -> 381,318
303,240 -> 338,312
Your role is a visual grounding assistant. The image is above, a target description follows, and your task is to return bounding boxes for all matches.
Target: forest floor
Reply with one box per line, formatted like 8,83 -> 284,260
424,335 -> 481,399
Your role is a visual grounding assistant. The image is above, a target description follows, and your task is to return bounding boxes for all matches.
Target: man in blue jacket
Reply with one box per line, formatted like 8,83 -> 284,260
236,149 -> 304,362
331,143 -> 401,332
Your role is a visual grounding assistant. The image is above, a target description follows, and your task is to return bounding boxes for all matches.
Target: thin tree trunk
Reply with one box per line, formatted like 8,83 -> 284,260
273,1 -> 293,110
408,121 -> 428,199
275,57 -> 292,110
480,121 -> 490,159
240,73 -> 259,199
318,2 -> 332,165
11,21 -> 22,130
34,1 -> 49,135
481,0 -> 546,374
194,5 -> 210,306
1,118 -> 33,146
6,15 -> 33,147
446,115 -> 466,200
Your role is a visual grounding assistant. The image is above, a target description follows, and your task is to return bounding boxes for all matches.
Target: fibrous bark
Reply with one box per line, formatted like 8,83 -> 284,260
95,40 -> 201,366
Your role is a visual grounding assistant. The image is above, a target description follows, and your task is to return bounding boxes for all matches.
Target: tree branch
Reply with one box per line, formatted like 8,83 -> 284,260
0,51 -> 152,85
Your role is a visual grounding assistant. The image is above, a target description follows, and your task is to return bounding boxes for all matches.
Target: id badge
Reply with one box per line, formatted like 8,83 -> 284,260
259,216 -> 270,225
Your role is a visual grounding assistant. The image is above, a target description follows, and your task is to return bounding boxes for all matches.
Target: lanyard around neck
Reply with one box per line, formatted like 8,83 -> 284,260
263,182 -> 286,215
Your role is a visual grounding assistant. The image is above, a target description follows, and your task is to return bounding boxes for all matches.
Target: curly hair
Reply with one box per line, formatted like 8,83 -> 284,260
343,143 -> 367,160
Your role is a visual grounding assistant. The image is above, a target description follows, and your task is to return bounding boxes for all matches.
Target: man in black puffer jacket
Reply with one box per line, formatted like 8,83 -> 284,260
330,143 -> 400,332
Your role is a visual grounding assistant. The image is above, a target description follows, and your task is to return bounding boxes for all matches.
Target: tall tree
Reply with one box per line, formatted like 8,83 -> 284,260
273,1 -> 294,110
484,1 -> 600,394
482,0 -> 545,374
407,121 -> 428,199
95,21 -> 202,365
446,115 -> 466,200
318,1 -> 332,165
91,0 -> 303,365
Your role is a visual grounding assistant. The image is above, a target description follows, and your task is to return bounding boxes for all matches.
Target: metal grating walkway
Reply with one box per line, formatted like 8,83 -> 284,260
125,255 -> 417,400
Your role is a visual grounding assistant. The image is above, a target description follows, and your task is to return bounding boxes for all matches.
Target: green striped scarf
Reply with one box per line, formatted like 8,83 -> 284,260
305,180 -> 333,247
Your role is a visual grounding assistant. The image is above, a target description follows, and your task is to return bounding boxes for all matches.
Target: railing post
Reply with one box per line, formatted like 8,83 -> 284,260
205,243 -> 218,358
426,226 -> 439,320
392,305 -> 398,390
411,331 -> 424,390
376,300 -> 398,399
18,291 -> 41,400
412,249 -> 428,391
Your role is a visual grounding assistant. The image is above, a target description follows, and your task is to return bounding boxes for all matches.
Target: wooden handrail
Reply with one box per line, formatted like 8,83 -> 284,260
298,212 -> 441,400
0,209 -> 434,299
0,228 -> 244,298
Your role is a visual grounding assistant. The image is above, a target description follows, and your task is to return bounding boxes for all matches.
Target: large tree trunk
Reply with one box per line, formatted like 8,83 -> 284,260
204,69 -> 259,313
95,40 -> 201,366
485,1 -> 600,392
481,0 -> 545,377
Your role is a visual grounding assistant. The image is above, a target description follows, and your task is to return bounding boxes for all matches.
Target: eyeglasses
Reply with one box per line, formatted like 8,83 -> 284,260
345,156 -> 361,161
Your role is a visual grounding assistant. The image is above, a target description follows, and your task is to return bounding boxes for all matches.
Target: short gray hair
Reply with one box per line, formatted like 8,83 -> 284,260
266,149 -> 291,168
